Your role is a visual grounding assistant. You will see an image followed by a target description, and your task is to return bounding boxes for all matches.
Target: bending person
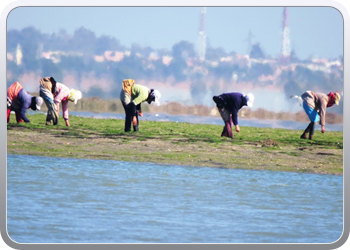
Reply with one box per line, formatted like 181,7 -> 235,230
40,77 -> 59,125
213,92 -> 254,138
300,90 -> 340,140
7,81 -> 43,123
120,79 -> 161,132
40,77 -> 82,126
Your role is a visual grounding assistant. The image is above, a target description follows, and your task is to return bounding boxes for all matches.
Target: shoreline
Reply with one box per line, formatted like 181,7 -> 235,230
7,114 -> 343,175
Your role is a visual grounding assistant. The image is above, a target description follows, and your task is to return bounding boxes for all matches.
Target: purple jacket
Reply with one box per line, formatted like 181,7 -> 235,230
219,92 -> 247,125
16,88 -> 35,122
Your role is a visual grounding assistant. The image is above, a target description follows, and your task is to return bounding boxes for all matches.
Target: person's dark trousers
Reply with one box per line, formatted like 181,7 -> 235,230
221,116 -> 233,138
300,122 -> 315,140
308,122 -> 315,140
133,104 -> 141,132
213,96 -> 233,138
122,101 -> 138,132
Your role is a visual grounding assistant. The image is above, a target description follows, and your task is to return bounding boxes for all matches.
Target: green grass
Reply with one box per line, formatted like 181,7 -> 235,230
7,113 -> 344,175
7,113 -> 343,150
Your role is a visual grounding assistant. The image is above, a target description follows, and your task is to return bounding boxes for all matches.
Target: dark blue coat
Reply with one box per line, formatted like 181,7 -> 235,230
219,92 -> 247,125
16,89 -> 34,122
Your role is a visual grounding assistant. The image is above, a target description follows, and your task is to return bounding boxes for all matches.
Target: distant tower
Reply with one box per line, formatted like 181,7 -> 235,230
15,44 -> 23,66
198,7 -> 206,61
281,7 -> 291,63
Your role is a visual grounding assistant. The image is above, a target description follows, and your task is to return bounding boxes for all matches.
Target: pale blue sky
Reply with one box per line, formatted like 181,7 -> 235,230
6,6 -> 344,60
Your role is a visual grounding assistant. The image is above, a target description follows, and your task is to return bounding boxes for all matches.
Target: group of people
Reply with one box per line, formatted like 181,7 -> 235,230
7,77 -> 82,126
7,77 -> 341,140
213,89 -> 340,140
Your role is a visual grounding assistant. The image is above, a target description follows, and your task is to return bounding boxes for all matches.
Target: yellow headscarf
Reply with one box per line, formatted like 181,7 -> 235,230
67,89 -> 82,104
122,79 -> 135,96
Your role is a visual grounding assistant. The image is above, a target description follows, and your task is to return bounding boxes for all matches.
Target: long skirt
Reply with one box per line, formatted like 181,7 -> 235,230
40,90 -> 59,125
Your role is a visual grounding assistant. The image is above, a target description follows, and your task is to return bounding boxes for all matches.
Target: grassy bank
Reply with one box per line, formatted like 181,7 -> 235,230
7,113 -> 343,175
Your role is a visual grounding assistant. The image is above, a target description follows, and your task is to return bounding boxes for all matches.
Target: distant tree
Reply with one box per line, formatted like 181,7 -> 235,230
167,41 -> 196,82
13,27 -> 45,71
210,62 -> 240,81
205,47 -> 227,61
246,62 -> 273,81
95,35 -> 122,55
46,29 -> 71,51
84,86 -> 107,98
172,41 -> 196,60
59,55 -> 85,72
167,58 -> 187,82
283,79 -> 304,98
130,44 -> 155,57
21,41 -> 40,71
7,60 -> 24,86
289,49 -> 300,63
249,43 -> 265,59
70,27 -> 97,55
7,29 -> 22,52
40,58 -> 63,81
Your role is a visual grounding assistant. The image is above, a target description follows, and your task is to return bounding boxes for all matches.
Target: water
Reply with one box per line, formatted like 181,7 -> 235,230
7,154 -> 343,244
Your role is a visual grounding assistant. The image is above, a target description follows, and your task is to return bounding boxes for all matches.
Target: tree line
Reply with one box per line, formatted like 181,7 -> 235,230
7,26 -> 343,114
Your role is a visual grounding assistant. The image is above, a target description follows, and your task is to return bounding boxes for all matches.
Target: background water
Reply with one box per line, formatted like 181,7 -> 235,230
7,154 -> 343,244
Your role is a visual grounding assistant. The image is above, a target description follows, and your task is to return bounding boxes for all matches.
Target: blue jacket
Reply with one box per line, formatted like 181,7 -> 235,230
219,92 -> 247,125
16,89 -> 34,122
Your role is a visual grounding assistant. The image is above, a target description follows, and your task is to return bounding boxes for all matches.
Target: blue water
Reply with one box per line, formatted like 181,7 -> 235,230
7,154 -> 343,244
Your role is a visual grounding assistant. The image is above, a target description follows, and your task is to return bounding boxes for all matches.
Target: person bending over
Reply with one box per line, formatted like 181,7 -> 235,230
120,79 -> 161,132
213,92 -> 254,138
300,90 -> 340,140
7,81 -> 43,123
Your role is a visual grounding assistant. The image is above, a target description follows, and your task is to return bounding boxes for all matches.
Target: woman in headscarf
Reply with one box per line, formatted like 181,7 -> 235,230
40,77 -> 82,126
300,90 -> 341,140
7,81 -> 43,123
40,77 -> 59,125
213,92 -> 254,139
120,79 -> 161,132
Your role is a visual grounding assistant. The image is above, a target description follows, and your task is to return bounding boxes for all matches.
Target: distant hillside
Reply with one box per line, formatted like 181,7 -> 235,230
7,26 -> 343,114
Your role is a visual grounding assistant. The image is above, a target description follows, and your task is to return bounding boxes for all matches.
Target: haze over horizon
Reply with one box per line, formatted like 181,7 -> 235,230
5,5 -> 345,114
7,6 -> 343,60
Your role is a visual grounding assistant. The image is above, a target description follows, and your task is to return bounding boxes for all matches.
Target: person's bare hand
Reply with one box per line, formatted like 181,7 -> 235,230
65,119 -> 70,127
138,111 -> 143,117
235,125 -> 240,132
132,116 -> 137,126
321,125 -> 325,133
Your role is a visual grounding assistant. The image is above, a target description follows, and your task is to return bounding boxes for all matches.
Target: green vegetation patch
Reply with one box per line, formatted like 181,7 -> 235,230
7,114 -> 343,175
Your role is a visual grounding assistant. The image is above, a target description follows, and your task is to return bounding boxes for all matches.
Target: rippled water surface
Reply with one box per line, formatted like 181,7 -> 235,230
7,154 -> 343,243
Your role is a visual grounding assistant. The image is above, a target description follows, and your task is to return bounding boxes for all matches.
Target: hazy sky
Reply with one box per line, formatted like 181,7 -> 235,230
6,6 -> 344,60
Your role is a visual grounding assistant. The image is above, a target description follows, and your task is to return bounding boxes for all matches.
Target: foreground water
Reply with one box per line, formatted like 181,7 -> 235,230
7,154 -> 343,244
